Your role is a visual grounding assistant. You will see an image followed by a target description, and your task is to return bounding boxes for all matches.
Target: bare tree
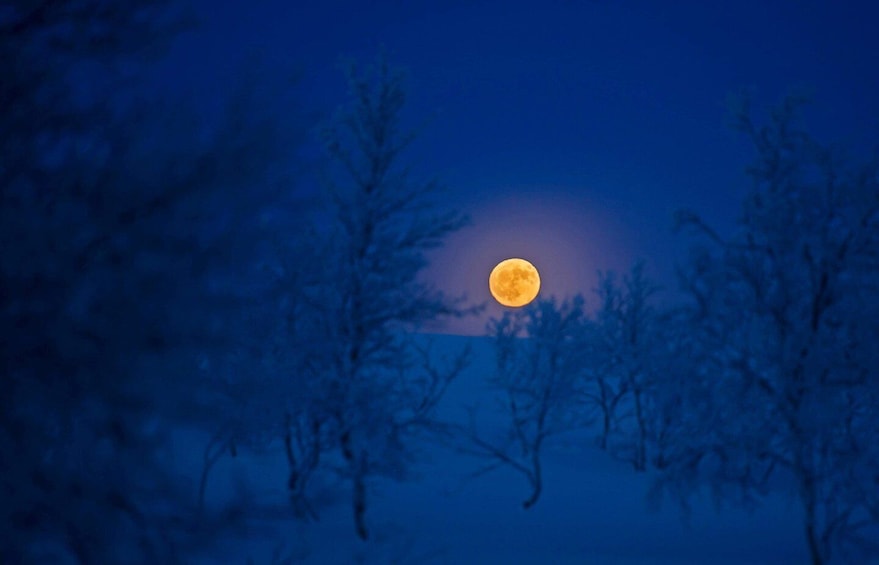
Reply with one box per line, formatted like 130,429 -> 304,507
0,2 -> 303,561
661,95 -> 879,564
587,262 -> 661,471
463,297 -> 590,509
288,57 -> 475,540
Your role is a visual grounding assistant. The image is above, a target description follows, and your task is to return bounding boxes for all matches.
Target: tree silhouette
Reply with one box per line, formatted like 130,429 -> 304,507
1,2 -> 301,561
464,297 -> 589,509
663,96 -> 879,564
286,57 -> 474,540
587,262 -> 662,471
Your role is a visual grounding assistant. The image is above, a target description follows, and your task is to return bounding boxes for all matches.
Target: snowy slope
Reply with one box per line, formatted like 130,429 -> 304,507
191,333 -> 808,564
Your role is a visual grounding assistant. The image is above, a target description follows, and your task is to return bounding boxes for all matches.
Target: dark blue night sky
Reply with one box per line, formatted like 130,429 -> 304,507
155,0 -> 879,330
4,1 -> 879,563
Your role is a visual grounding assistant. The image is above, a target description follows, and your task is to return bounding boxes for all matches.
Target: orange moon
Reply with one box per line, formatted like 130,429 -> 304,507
489,258 -> 541,307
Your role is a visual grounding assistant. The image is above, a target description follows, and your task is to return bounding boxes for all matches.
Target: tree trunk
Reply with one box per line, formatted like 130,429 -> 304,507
283,415 -> 320,522
198,432 -> 229,516
597,379 -> 612,450
805,520 -> 823,565
801,474 -> 824,565
340,431 -> 369,540
599,408 -> 610,450
352,471 -> 368,540
522,451 -> 543,509
804,497 -> 824,565
633,386 -> 647,472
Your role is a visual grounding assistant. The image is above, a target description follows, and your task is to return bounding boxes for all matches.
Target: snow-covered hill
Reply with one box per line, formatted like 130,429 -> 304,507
190,332 -> 807,564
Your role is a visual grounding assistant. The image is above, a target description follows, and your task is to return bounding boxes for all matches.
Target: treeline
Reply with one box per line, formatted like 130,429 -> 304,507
471,97 -> 879,565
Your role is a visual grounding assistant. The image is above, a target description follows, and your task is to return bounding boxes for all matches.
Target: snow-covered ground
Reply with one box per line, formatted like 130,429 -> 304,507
187,333 -> 808,564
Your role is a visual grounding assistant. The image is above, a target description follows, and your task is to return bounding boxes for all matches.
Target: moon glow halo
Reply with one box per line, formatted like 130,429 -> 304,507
489,258 -> 541,307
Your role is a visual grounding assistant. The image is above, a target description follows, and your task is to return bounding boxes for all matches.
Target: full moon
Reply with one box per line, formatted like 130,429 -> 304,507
489,258 -> 541,307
